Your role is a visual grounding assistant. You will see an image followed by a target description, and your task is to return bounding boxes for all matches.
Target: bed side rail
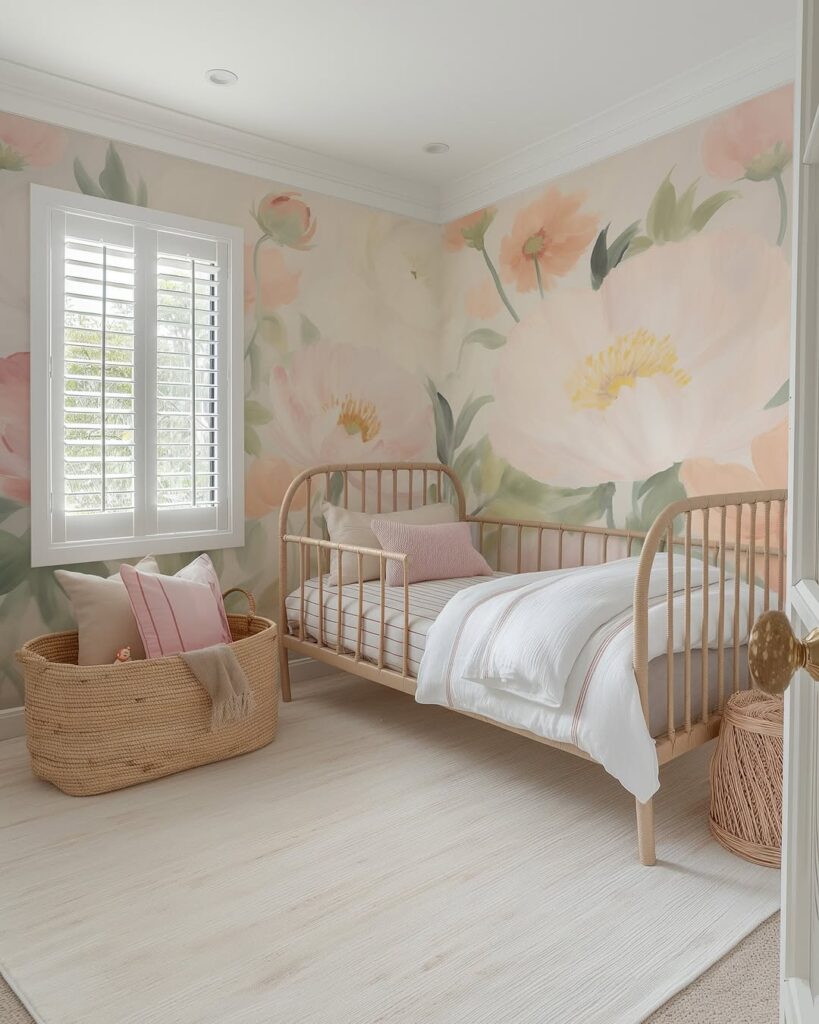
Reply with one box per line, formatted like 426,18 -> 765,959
633,489 -> 787,760
467,513 -> 647,573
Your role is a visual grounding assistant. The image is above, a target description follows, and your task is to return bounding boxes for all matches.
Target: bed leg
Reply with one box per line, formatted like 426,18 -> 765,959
279,638 -> 292,703
636,798 -> 656,866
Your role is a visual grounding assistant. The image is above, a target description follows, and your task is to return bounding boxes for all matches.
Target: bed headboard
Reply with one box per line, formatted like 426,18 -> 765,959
278,461 -> 466,537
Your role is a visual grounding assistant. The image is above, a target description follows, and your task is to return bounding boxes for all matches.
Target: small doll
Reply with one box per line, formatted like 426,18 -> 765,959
114,646 -> 131,664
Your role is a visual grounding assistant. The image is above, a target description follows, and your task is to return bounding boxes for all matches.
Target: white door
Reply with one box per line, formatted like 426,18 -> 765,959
759,3 -> 819,1020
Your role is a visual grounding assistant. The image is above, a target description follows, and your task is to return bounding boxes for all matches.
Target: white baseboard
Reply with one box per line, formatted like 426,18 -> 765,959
288,655 -> 339,684
0,707 -> 24,741
0,654 -> 337,743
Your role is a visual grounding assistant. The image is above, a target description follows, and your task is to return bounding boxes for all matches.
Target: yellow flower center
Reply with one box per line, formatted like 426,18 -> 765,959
567,328 -> 691,411
327,394 -> 381,442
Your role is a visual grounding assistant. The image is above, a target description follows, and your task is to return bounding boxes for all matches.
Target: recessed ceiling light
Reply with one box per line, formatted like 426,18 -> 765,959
423,142 -> 450,155
206,69 -> 238,86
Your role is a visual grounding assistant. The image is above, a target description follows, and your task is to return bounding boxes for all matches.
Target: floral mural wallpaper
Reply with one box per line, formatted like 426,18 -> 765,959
0,84 -> 793,710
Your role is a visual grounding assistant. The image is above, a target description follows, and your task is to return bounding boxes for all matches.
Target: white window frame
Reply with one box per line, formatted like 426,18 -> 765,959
30,184 -> 245,566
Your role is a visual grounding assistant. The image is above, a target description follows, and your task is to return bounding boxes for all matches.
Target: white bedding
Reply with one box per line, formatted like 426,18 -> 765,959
416,557 -> 762,802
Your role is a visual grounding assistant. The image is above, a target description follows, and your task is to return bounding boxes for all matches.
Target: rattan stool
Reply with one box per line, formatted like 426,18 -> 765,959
709,690 -> 784,868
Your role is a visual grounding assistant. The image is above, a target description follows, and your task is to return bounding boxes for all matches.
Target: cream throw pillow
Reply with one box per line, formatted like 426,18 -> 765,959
55,556 -> 160,665
322,502 -> 457,586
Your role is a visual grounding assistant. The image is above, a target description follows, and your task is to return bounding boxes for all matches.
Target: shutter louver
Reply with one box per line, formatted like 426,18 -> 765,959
155,252 -> 219,511
63,235 -> 136,516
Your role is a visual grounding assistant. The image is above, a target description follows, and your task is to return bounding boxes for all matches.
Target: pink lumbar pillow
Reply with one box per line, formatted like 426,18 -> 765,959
120,554 -> 232,659
369,519 -> 492,587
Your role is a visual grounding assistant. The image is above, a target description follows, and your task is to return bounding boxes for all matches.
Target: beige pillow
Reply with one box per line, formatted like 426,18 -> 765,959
55,555 -> 160,665
322,502 -> 457,585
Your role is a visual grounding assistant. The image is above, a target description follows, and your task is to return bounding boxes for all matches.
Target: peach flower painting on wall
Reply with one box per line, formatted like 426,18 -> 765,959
436,84 -> 794,532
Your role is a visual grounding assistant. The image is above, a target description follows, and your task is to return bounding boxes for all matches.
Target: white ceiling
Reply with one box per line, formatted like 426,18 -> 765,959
0,0 -> 798,220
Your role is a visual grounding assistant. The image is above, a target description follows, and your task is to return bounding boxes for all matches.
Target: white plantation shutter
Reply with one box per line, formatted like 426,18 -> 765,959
31,187 -> 243,566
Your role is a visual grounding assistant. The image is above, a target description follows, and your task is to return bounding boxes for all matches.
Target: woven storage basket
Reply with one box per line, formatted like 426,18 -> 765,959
16,588 -> 278,796
709,690 -> 783,868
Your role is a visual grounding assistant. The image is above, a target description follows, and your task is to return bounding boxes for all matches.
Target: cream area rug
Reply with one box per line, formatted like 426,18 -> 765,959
0,673 -> 780,1024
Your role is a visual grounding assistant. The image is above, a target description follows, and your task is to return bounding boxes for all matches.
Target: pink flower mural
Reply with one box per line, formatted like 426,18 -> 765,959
252,191 -> 317,250
702,84 -> 794,244
681,418 -> 788,541
443,207 -> 497,252
267,341 -> 434,468
245,457 -> 304,519
499,187 -> 597,297
0,113 -> 65,171
244,244 -> 300,311
489,230 -> 790,487
0,352 -> 30,503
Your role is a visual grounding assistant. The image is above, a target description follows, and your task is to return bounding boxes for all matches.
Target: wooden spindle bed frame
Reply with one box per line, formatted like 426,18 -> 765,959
278,461 -> 787,865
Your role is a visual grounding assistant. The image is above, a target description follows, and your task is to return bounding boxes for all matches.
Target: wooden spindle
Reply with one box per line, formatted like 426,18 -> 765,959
763,501 -> 771,612
355,553 -> 364,660
403,560 -> 410,677
778,499 -> 786,610
336,548 -> 343,654
666,525 -> 675,742
701,508 -> 709,725
717,507 -> 726,709
516,526 -> 523,573
684,511 -> 692,732
379,555 -> 386,669
732,505 -> 742,693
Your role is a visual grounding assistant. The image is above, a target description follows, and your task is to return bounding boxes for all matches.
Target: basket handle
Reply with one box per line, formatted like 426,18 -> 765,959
222,587 -> 256,618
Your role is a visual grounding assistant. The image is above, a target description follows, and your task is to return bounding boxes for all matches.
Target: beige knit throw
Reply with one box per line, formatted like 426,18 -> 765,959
180,644 -> 254,729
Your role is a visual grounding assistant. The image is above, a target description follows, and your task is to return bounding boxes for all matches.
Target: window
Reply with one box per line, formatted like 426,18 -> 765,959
30,185 -> 244,566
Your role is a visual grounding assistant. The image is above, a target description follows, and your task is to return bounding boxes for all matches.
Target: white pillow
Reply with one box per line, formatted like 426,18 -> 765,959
55,556 -> 160,665
322,502 -> 457,586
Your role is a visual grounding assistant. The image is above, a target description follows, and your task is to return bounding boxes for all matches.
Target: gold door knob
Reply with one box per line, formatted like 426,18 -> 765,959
748,610 -> 819,695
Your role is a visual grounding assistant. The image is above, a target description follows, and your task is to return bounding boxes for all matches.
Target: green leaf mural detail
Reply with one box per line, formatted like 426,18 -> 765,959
590,221 -> 640,289
626,464 -> 686,534
74,144 -> 148,206
245,400 -> 272,426
0,498 -> 21,525
646,173 -> 678,243
426,380 -> 455,465
487,462 -> 615,526
453,395 -> 493,452
0,531 -> 30,596
72,157 -> 104,198
765,379 -> 789,409
300,314 -> 321,346
625,235 -> 653,258
462,328 -> 506,351
645,171 -> 737,244
244,424 -> 262,457
689,191 -> 739,232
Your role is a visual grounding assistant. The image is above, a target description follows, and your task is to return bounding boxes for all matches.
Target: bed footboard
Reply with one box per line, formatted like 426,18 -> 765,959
632,488 -> 787,864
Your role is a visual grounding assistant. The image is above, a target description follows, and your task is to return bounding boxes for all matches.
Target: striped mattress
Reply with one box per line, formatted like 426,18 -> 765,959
285,573 -> 748,739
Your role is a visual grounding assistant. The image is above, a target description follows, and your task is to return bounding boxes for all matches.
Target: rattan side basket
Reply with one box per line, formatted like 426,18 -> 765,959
16,588 -> 279,796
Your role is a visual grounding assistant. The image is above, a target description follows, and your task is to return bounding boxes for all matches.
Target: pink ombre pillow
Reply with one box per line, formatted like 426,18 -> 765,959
120,555 -> 232,659
369,519 -> 492,587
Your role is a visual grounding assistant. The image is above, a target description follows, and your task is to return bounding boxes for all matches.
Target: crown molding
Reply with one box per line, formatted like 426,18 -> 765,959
0,24 -> 798,227
438,20 -> 797,222
0,58 -> 441,222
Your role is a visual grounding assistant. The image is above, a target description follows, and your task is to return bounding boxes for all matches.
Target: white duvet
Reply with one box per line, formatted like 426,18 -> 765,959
415,556 -> 761,802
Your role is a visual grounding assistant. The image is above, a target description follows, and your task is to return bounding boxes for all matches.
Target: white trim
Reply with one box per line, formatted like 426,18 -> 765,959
0,27 -> 798,225
439,20 -> 797,221
30,184 -> 245,567
0,58 -> 439,223
288,655 -> 338,685
0,707 -> 24,741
